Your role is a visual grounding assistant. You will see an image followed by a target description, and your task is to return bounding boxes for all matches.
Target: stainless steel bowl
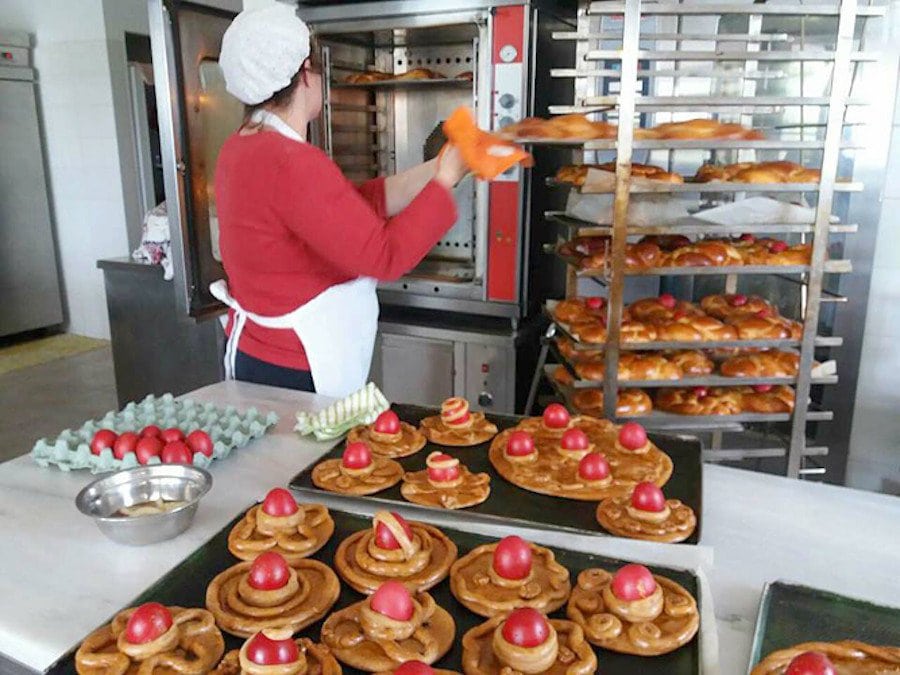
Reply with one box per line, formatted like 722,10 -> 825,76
75,464 -> 212,546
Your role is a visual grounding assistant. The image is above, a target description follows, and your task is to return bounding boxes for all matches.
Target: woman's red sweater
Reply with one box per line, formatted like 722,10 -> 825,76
215,131 -> 457,370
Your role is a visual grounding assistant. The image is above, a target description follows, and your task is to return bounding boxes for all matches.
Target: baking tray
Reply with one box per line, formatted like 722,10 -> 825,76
47,509 -> 702,675
747,580 -> 900,672
290,404 -> 703,545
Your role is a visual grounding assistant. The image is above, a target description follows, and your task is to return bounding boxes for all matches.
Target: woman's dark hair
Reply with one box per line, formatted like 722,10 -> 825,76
242,65 -> 306,128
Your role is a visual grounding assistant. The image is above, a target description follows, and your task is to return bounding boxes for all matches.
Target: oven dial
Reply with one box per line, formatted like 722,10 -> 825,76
498,116 -> 515,128
498,93 -> 517,109
499,44 -> 518,63
478,392 -> 494,408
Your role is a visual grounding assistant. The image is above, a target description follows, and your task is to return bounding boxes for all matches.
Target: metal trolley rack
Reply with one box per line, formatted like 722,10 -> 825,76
522,0 -> 894,478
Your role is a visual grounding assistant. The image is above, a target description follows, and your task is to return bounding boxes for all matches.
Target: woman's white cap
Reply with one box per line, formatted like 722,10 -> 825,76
219,2 -> 310,105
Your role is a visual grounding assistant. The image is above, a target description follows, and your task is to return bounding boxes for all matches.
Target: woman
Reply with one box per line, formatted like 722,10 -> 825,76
214,4 -> 467,396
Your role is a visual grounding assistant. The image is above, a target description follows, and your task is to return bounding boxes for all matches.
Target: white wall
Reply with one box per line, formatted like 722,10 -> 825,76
0,0 -> 146,339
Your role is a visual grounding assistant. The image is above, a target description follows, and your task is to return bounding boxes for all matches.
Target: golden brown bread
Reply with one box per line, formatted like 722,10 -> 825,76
729,315 -> 793,340
655,387 -> 743,415
555,162 -> 683,186
738,385 -> 796,413
720,351 -> 800,378
501,114 -> 617,140
572,388 -> 653,417
663,241 -> 743,267
666,350 -> 714,376
553,297 -> 606,324
694,160 -> 821,184
575,353 -> 682,382
394,67 -> 446,80
625,296 -> 703,323
345,70 -> 393,84
648,118 -> 764,140
700,293 -> 779,320
555,337 -> 602,362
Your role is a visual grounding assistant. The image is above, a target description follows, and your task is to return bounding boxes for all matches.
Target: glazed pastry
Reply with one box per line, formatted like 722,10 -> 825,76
730,312 -> 794,340
666,350 -> 714,376
740,240 -> 812,266
655,315 -> 738,342
596,481 -> 697,543
75,603 -> 224,674
750,641 -> 900,675
700,293 -> 778,321
321,581 -> 454,671
569,317 -> 658,344
567,564 -> 699,655
345,71 -> 392,84
401,452 -> 491,510
206,551 -> 340,638
312,441 -> 403,495
419,398 -> 498,446
555,162 -> 682,186
625,294 -> 701,323
557,235 -> 608,261
334,511 -> 457,594
648,117 -> 764,140
574,352 -> 682,382
394,68 -> 445,80
513,404 -> 576,440
347,409 -> 427,458
554,336 -> 602,363
212,629 -> 341,675
739,384 -> 796,413
656,386 -> 743,415
375,661 -> 459,675
551,296 -> 605,324
720,351 -> 800,377
664,241 -> 744,267
450,535 -> 571,618
461,607 -> 597,674
550,364 -> 573,387
572,388 -> 653,417
500,114 -> 616,141
694,160 -> 820,184
489,421 -> 672,501
228,488 -> 334,565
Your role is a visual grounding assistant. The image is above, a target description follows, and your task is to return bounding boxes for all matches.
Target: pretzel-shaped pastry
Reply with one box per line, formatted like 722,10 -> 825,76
206,553 -> 340,638
656,387 -> 743,415
461,610 -> 596,674
321,584 -> 455,671
572,388 -> 653,417
700,293 -> 778,320
567,566 -> 699,655
750,640 -> 900,675
450,537 -> 572,617
720,350 -> 800,377
334,511 -> 458,594
347,409 -> 427,458
401,452 -> 491,510
418,398 -> 498,446
212,631 -> 341,675
228,490 -> 334,565
596,482 -> 696,543
76,605 -> 225,674
312,442 -> 404,496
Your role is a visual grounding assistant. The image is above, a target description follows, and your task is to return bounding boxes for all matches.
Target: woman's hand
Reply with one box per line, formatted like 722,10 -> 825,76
435,143 -> 469,189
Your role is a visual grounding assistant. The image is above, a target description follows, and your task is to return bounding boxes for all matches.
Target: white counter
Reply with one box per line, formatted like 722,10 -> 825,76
0,381 -> 897,674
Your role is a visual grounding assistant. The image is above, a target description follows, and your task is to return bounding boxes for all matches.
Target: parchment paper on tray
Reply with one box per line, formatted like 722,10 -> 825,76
692,196 -> 817,225
566,190 -> 692,228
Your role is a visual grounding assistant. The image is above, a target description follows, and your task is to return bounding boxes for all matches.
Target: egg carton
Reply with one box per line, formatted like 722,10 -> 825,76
294,382 -> 389,441
30,393 -> 279,474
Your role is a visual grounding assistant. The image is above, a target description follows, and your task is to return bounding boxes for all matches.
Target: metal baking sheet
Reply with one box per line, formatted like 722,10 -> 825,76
747,581 -> 900,674
47,508 -> 702,675
290,404 -> 703,545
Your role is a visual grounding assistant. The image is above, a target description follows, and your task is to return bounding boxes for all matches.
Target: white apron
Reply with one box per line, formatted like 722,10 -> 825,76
210,109 -> 379,398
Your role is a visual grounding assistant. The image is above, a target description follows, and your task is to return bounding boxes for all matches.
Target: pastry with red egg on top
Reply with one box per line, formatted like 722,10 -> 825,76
347,408 -> 427,458
400,452 -> 491,510
311,441 -> 403,495
750,641 -> 900,675
418,398 -> 498,446
596,481 -> 697,543
212,629 -> 340,675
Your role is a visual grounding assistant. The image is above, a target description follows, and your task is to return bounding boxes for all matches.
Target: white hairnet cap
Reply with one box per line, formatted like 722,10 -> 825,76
220,2 -> 311,105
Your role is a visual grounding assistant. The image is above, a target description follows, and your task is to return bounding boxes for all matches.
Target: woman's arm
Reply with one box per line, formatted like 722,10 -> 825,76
382,158 -> 438,216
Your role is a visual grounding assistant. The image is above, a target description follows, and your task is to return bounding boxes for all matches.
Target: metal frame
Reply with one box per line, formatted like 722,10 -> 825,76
528,0 -> 891,479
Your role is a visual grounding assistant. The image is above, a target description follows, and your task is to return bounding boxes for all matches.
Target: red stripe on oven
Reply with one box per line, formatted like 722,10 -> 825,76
487,181 -> 519,302
492,5 -> 525,64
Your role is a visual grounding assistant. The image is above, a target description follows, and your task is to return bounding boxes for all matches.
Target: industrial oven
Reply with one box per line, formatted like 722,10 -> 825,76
148,0 -> 576,413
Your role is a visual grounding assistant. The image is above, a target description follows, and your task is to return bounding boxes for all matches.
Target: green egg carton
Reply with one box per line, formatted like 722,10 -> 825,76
30,393 -> 279,474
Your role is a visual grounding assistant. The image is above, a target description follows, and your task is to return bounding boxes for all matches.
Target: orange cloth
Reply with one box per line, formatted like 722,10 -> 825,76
442,107 -> 533,180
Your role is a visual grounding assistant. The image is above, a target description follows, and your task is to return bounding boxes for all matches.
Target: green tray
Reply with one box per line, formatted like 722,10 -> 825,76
748,580 -> 900,672
290,403 -> 703,544
47,508 -> 701,674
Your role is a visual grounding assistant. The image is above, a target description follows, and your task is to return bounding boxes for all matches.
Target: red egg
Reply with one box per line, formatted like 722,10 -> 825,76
560,428 -> 589,451
631,482 -> 666,512
160,428 -> 185,443
756,308 -> 772,319
373,410 -> 401,435
90,429 -> 118,456
578,452 -> 610,481
248,552 -> 291,591
492,536 -> 532,580
617,422 -> 648,451
506,431 -> 535,457
753,384 -> 773,393
394,661 -> 435,675
370,581 -> 414,621
542,403 -> 570,429
426,454 -> 460,483
730,294 -> 748,307
673,309 -> 688,320
185,430 -> 213,457
611,564 -> 658,601
113,432 -> 140,460
245,631 -> 300,665
161,441 -> 193,465
658,293 -> 677,309
342,442 -> 372,469
262,488 -> 298,517
585,296 -> 604,310
135,436 -> 163,465
375,512 -> 413,550
740,233 -> 756,242
139,425 -> 162,438
501,608 -> 550,648
124,603 -> 172,644
693,386 -> 709,398
769,240 -> 789,253
785,652 -> 836,675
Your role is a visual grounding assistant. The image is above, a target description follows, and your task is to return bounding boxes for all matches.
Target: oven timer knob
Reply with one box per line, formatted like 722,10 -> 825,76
498,93 -> 517,109
498,116 -> 515,129
478,392 -> 494,408
499,44 -> 518,63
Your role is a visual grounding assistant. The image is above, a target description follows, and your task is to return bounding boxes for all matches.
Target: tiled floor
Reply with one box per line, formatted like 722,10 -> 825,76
0,347 -> 118,464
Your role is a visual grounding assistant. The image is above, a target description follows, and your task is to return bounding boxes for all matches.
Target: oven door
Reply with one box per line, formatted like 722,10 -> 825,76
149,0 -> 243,319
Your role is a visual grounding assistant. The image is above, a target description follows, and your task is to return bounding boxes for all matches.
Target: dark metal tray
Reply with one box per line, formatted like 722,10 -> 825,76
290,403 -> 703,545
47,508 -> 701,674
748,580 -> 900,672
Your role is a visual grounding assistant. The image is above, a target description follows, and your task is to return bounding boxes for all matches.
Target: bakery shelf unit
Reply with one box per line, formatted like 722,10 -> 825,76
522,0 -> 895,478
